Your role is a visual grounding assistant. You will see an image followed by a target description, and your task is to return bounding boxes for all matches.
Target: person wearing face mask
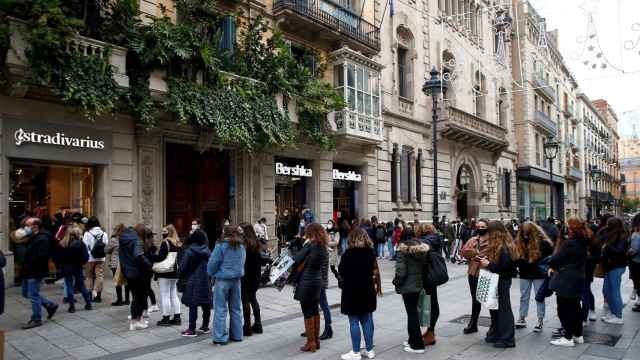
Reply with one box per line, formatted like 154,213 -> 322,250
513,222 -> 553,332
152,225 -> 183,327
460,219 -> 490,334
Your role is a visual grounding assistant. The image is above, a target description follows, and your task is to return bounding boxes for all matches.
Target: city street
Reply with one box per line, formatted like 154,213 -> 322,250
2,260 -> 638,360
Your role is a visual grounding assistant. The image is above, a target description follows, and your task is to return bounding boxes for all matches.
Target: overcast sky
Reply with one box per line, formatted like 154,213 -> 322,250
528,0 -> 639,138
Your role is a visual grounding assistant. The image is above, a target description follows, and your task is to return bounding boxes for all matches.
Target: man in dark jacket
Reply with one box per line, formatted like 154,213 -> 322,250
21,218 -> 58,329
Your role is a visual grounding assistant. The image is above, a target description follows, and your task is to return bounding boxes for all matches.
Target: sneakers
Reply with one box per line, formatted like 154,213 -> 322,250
550,337 -> 575,347
130,320 -> 149,331
361,349 -> 375,359
157,316 -> 172,327
573,336 -> 584,344
148,305 -> 160,313
603,316 -> 624,325
403,346 -> 425,354
21,320 -> 43,329
198,327 -> 211,335
588,310 -> 597,321
632,304 -> 640,312
533,320 -> 543,333
46,304 -> 59,320
515,318 -> 527,329
181,329 -> 198,337
551,328 -> 565,338
341,351 -> 362,360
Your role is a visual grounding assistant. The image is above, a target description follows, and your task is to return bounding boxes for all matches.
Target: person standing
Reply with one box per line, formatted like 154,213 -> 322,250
179,229 -> 212,337
339,219 -> 351,255
393,237 -> 430,353
374,222 -> 386,259
56,225 -> 92,313
451,217 -> 466,264
385,221 -> 395,260
154,225 -> 182,326
239,223 -> 263,336
339,228 -> 379,360
514,222 -> 553,332
478,222 -> 516,348
83,216 -> 107,303
548,218 -> 589,347
106,224 -> 130,306
21,218 -> 59,329
118,226 -> 152,330
460,219 -> 490,334
208,226 -> 246,345
600,217 -> 629,325
254,218 -> 269,245
629,214 -> 640,312
418,224 -> 442,346
293,223 -> 329,353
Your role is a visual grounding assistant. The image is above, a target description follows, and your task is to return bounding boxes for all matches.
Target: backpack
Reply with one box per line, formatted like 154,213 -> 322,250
423,250 -> 449,289
90,232 -> 106,259
375,227 -> 385,242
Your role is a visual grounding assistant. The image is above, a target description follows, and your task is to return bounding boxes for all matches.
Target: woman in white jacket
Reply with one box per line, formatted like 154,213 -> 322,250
83,216 -> 108,303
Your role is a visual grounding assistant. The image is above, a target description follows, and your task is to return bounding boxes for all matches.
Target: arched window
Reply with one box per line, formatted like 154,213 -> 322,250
397,27 -> 415,99
473,70 -> 487,119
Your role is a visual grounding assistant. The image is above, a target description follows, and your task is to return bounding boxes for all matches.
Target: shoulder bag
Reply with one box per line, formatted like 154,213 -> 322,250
152,241 -> 178,273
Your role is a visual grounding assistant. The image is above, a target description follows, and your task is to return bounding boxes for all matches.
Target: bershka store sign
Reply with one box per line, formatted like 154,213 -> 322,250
4,118 -> 112,165
275,162 -> 313,177
333,169 -> 361,182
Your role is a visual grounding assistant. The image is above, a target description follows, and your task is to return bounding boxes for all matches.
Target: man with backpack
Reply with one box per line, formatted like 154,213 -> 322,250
83,216 -> 108,303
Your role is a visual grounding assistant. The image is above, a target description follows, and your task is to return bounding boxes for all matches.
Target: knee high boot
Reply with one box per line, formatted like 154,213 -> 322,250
300,318 -> 317,352
313,315 -> 321,350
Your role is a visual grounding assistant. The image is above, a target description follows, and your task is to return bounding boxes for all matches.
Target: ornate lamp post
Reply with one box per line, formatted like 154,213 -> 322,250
591,167 -> 602,218
543,139 -> 559,219
422,67 -> 448,228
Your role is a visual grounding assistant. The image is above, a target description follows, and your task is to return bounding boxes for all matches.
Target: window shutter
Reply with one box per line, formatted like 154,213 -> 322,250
219,15 -> 236,54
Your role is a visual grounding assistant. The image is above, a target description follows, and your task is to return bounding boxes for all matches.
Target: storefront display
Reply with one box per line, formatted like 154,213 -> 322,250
333,164 -> 361,222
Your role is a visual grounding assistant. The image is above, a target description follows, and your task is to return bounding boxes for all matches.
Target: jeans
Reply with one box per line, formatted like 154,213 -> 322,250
402,293 -> 424,350
64,268 -> 92,305
557,296 -> 583,340
426,287 -> 439,331
158,278 -> 181,316
349,313 -> 374,352
319,287 -> 332,326
213,278 -> 242,343
340,236 -> 348,254
84,261 -> 104,293
376,243 -> 385,258
582,278 -> 595,321
442,240 -> 451,259
519,278 -> 545,320
604,267 -> 625,318
189,304 -> 211,331
23,278 -> 57,321
386,237 -> 395,259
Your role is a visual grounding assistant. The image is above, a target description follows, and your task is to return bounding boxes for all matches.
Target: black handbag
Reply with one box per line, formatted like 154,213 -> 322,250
423,251 -> 449,288
535,276 -> 554,302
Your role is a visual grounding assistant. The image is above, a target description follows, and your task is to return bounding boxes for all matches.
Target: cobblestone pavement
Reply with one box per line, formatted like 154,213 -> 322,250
2,259 -> 639,360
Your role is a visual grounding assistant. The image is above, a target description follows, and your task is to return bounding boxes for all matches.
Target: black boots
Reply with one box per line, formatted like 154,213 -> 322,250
319,325 -> 333,340
93,292 -> 102,303
169,314 -> 181,325
252,323 -> 263,334
243,325 -> 253,337
463,321 -> 478,334
157,316 -> 172,327
68,304 -> 76,313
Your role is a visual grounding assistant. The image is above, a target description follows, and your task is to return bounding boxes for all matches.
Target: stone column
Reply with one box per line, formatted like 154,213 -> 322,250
136,128 -> 163,232
410,151 -> 418,206
393,144 -> 401,206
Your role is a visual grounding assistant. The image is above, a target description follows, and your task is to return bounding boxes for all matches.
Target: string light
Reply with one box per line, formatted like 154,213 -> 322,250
624,22 -> 640,55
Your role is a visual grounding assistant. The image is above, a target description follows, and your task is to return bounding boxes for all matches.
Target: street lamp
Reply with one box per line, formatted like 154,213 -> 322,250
422,67 -> 448,228
591,167 -> 602,218
543,139 -> 559,219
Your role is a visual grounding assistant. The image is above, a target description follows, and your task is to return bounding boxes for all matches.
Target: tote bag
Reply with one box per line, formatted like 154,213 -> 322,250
152,241 -> 178,273
418,289 -> 431,327
476,269 -> 499,310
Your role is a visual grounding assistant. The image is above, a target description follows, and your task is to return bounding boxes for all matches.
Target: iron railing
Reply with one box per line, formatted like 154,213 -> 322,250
534,111 -> 558,135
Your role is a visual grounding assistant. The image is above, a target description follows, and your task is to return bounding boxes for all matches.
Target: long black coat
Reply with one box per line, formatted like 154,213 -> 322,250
242,248 -> 262,294
339,247 -> 377,315
293,243 -> 327,303
548,237 -> 587,299
22,230 -> 53,280
0,250 -> 5,314
55,239 -> 89,276
179,243 -> 212,306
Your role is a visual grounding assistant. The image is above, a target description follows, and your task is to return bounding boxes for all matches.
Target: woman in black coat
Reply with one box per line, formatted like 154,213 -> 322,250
339,228 -> 378,359
119,227 -> 152,330
293,223 -> 329,353
548,218 -> 588,347
178,230 -> 212,337
240,223 -> 264,336
55,225 -> 92,313
418,223 -> 443,345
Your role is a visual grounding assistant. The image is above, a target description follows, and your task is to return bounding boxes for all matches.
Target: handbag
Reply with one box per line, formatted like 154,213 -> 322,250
418,289 -> 431,327
152,241 -> 178,273
535,276 -> 554,302
423,251 -> 449,288
114,263 -> 126,286
476,269 -> 499,310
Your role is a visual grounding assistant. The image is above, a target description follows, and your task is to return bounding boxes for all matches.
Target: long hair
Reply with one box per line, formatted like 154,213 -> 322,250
304,223 -> 329,248
163,224 -> 182,248
566,217 -> 593,248
60,224 -> 83,248
239,222 -> 260,253
602,217 -> 628,247
219,225 -> 243,249
347,228 -> 373,249
134,224 -> 154,252
486,221 -> 515,263
633,213 -> 640,233
417,223 -> 436,237
112,223 -> 126,239
514,222 -> 551,263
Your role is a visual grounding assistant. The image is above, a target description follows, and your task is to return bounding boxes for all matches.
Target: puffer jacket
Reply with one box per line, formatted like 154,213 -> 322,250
293,242 -> 328,303
180,242 -> 212,306
118,228 -> 151,281
393,239 -> 430,294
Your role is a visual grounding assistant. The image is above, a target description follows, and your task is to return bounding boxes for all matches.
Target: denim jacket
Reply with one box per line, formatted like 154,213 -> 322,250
207,240 -> 246,280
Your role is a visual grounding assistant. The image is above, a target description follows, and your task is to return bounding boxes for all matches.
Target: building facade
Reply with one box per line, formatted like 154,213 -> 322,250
620,138 -> 640,203
592,99 -> 622,216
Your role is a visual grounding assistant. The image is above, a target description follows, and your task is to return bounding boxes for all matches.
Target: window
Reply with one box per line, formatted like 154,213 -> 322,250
535,133 -> 541,166
219,15 -> 236,55
391,146 -> 398,203
398,47 -> 411,98
501,170 -> 512,209
400,146 -> 411,203
416,151 -> 422,203
334,63 -> 380,118
290,43 -> 318,75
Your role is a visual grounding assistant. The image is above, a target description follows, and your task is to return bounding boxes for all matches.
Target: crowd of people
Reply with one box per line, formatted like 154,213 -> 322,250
9,209 -> 640,358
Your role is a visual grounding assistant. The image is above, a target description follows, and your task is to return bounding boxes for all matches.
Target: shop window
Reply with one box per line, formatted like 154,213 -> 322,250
400,146 -> 411,203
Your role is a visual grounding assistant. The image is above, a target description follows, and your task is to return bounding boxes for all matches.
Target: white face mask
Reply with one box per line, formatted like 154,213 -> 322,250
327,223 -> 333,229
191,224 -> 199,231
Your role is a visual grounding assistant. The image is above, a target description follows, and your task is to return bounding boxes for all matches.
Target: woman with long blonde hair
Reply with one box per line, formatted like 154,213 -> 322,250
152,224 -> 183,326
479,221 -> 516,348
513,222 -> 553,332
56,225 -> 92,313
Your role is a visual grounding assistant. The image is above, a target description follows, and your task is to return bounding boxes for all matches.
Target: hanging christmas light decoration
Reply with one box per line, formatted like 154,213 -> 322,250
624,22 -> 640,55
537,20 -> 549,58
572,12 -> 625,73
493,6 -> 513,67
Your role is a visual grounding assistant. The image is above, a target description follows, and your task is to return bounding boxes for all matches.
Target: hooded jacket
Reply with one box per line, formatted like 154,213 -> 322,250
22,229 -> 53,280
393,239 -> 430,294
180,235 -> 212,306
118,228 -> 150,281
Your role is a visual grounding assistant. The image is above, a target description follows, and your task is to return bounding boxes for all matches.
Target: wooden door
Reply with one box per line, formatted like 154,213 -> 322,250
166,143 -> 196,236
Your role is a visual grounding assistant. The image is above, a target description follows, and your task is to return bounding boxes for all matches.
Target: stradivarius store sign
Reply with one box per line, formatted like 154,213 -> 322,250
4,119 -> 112,165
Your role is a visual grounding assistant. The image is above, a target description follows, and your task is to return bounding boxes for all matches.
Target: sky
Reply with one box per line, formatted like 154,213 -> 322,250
528,0 -> 640,138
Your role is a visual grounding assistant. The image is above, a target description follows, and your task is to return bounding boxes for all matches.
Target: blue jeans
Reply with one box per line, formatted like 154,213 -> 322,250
604,267 -> 625,318
349,312 -> 374,352
213,278 -> 242,343
64,268 -> 92,305
23,278 -> 57,321
320,288 -> 331,326
376,243 -> 385,258
519,278 -> 545,320
340,236 -> 348,254
386,237 -> 395,259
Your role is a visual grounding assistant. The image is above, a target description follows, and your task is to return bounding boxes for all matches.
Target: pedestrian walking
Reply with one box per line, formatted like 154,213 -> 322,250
478,221 -> 516,348
629,214 -> 640,313
514,222 -> 553,332
208,225 -> 246,345
548,218 -> 589,347
83,216 -> 107,303
417,223 -> 442,346
179,229 -> 212,337
118,226 -> 152,331
374,221 -> 386,259
385,221 -> 395,260
239,223 -> 264,336
451,217 -> 467,264
393,236 -> 430,353
153,225 -> 182,327
293,223 -> 329,353
600,217 -> 629,325
106,224 -> 130,306
339,228 -> 380,360
55,225 -> 92,313
21,217 -> 59,329
339,219 -> 351,255
460,219 -> 489,334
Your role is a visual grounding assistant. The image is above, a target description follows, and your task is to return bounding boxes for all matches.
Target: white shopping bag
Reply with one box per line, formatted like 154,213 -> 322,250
476,269 -> 499,310
269,254 -> 295,284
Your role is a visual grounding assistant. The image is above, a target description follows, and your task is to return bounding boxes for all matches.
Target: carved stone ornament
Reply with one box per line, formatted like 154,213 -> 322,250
141,153 -> 154,226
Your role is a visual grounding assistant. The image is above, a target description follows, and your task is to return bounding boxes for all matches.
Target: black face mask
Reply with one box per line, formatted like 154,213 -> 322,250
162,233 -> 168,239
477,228 -> 488,236
523,235 -> 530,242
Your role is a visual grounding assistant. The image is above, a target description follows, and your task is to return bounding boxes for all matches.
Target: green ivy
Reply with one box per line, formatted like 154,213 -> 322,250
297,79 -> 346,151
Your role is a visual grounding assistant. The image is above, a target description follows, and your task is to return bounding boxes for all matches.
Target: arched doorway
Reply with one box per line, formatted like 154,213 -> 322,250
456,165 -> 479,221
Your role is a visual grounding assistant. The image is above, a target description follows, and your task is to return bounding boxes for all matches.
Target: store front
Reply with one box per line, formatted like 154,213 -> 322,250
332,164 -> 362,223
274,157 -> 313,218
517,167 -> 565,221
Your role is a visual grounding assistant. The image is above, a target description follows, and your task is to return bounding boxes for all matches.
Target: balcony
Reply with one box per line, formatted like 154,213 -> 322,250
532,73 -> 556,102
568,135 -> 578,150
563,103 -> 574,118
439,106 -> 508,153
566,166 -> 583,181
5,18 -> 129,93
333,110 -> 383,143
273,0 -> 380,55
533,111 -> 558,136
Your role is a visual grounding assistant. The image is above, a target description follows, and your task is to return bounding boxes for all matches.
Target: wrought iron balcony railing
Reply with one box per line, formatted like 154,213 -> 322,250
334,109 -> 383,143
533,111 -> 558,136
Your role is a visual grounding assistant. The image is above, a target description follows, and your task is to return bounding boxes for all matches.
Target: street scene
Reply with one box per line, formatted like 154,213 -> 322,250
1,0 -> 640,359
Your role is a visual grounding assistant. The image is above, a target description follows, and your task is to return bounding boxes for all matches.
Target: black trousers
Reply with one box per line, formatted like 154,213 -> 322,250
242,288 -> 261,326
148,287 -> 156,306
468,275 -> 482,324
127,277 -> 148,319
402,293 -> 425,350
188,304 -> 211,331
557,296 -> 583,340
426,287 -> 440,331
488,278 -> 515,345
300,299 -> 319,319
630,262 -> 640,292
